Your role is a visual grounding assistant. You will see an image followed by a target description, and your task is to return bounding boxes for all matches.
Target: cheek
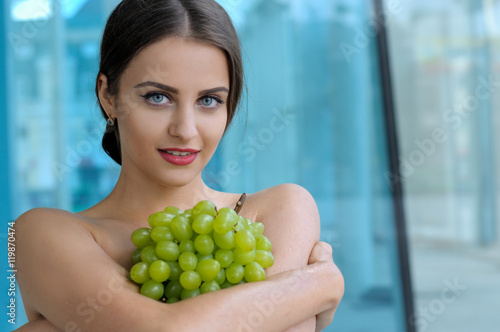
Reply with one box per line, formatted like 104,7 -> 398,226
119,112 -> 163,153
207,113 -> 228,143
198,125 -> 224,153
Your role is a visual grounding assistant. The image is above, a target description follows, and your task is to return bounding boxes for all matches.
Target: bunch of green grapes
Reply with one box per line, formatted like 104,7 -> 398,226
128,200 -> 274,303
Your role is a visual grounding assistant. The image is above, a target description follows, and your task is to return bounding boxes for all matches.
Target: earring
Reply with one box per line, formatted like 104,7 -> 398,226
107,117 -> 115,126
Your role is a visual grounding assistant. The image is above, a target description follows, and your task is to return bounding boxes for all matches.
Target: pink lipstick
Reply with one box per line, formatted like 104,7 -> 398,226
158,148 -> 199,166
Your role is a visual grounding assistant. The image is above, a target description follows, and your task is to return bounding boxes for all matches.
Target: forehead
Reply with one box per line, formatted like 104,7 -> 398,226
121,36 -> 230,89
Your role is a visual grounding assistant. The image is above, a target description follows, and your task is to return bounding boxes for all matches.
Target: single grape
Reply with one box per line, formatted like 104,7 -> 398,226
140,245 -> 159,264
180,271 -> 202,290
235,229 -> 256,252
195,258 -> 221,282
163,206 -> 183,216
254,250 -> 274,268
233,247 -> 256,265
178,252 -> 198,271
130,262 -> 150,284
226,262 -> 244,284
194,234 -> 215,255
164,280 -> 183,299
192,200 -> 217,217
156,241 -> 180,261
214,268 -> 226,285
170,215 -> 193,241
213,212 -> 236,234
149,260 -> 170,282
192,214 -> 214,234
150,226 -> 174,243
148,211 -> 175,228
250,222 -> 265,235
213,229 -> 235,250
131,248 -> 142,265
166,261 -> 182,281
140,279 -> 164,300
200,280 -> 221,294
180,288 -> 200,300
255,234 -> 272,251
217,207 -> 238,217
241,218 -> 253,228
131,228 -> 153,249
244,261 -> 266,282
179,239 -> 195,253
215,249 -> 233,268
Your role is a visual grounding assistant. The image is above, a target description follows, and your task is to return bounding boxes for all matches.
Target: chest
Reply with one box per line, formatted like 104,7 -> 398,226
92,223 -> 139,270
91,203 -> 259,270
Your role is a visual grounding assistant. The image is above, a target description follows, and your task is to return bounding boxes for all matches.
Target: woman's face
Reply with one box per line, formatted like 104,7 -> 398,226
112,37 -> 229,187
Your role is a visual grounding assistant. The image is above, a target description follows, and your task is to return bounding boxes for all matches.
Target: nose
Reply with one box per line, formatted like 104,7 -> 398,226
168,104 -> 198,141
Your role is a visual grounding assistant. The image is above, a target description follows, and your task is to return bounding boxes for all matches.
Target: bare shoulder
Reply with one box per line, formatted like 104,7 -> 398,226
14,207 -> 93,241
248,183 -> 319,222
244,184 -> 320,275
13,207 -> 150,330
16,206 -> 86,223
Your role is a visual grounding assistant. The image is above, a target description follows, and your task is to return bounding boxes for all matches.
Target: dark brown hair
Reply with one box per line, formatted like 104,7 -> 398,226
96,0 -> 243,165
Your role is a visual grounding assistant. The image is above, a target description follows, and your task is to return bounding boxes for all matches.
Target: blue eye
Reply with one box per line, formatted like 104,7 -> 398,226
151,94 -> 165,103
202,97 -> 216,107
199,96 -> 225,109
141,92 -> 170,105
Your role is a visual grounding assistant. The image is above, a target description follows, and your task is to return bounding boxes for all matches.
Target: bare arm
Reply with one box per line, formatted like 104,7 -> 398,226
15,207 -> 342,332
15,243 -> 341,332
256,184 -> 320,331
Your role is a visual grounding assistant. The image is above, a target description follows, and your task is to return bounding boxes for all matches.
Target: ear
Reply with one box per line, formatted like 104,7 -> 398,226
97,73 -> 116,118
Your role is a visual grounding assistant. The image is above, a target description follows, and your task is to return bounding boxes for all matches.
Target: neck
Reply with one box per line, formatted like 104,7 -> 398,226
98,166 -> 218,225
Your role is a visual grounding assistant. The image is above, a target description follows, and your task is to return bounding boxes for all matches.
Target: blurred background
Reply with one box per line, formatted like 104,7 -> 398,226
1,0 -> 499,331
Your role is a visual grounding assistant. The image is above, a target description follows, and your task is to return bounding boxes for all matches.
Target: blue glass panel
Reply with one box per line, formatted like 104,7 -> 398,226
386,1 -> 500,331
212,1 -> 408,331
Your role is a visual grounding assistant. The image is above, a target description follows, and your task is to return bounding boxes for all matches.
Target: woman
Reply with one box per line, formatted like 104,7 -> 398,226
14,0 -> 344,331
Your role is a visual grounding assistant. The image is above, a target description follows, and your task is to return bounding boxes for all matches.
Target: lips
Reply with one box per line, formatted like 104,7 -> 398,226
158,148 -> 199,166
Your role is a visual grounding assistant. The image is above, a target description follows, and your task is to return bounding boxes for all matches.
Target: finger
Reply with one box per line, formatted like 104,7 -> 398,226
308,241 -> 333,265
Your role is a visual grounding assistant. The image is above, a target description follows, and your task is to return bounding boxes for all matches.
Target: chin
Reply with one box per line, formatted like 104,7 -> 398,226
154,169 -> 200,188
161,177 -> 193,188
127,156 -> 206,189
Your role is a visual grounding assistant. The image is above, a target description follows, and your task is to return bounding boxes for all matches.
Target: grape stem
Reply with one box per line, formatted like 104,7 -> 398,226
233,193 -> 246,214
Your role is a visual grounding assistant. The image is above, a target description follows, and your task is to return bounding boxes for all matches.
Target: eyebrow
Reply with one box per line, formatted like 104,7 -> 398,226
134,81 -> 229,96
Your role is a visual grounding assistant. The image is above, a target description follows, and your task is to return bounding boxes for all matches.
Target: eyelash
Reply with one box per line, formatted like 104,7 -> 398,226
140,92 -> 225,110
140,92 -> 171,106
